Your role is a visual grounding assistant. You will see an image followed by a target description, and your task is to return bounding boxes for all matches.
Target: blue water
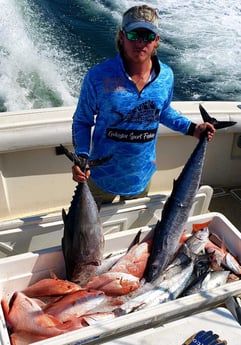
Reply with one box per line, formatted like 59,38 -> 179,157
1,0 -> 241,112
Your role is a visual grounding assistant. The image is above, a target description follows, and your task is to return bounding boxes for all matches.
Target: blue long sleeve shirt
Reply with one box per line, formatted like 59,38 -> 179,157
73,54 -> 193,195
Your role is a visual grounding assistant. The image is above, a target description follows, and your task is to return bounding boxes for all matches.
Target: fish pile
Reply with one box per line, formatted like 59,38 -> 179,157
2,221 -> 241,345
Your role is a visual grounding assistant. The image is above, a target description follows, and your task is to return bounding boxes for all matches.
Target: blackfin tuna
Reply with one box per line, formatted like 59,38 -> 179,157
60,145 -> 112,285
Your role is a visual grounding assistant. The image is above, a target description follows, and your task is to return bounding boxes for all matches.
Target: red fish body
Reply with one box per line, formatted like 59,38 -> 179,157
22,275 -> 82,298
110,242 -> 150,278
10,331 -> 48,345
2,292 -> 71,337
85,271 -> 140,296
85,240 -> 149,296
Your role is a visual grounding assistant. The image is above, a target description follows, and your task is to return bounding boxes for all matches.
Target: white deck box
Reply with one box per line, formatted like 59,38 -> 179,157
0,186 -> 212,258
102,307 -> 241,345
0,212 -> 241,345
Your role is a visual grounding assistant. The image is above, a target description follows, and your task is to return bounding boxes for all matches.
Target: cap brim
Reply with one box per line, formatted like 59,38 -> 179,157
124,22 -> 159,35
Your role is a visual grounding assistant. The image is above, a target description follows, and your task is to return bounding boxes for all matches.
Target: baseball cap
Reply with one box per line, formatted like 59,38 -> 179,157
122,5 -> 159,35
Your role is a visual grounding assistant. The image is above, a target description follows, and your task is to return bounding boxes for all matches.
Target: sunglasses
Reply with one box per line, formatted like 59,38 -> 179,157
124,30 -> 156,43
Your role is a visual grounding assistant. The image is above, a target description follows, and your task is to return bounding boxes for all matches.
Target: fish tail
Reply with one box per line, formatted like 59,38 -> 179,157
199,104 -> 237,130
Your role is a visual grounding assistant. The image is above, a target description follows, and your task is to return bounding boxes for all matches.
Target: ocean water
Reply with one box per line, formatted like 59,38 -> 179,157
0,0 -> 241,112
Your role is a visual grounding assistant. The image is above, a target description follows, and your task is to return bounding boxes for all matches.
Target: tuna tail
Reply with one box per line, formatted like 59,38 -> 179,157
58,144 -> 112,170
199,104 -> 237,129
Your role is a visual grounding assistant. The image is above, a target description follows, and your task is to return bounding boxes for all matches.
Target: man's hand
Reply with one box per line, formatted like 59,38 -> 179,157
193,123 -> 216,141
72,165 -> 90,183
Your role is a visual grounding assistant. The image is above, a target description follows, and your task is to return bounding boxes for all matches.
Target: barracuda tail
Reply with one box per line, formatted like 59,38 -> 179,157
199,104 -> 237,130
144,105 -> 236,283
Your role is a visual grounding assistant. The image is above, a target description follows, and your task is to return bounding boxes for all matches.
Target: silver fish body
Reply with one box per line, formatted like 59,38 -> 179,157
182,270 -> 230,296
115,259 -> 194,315
62,182 -> 104,285
185,227 -> 210,255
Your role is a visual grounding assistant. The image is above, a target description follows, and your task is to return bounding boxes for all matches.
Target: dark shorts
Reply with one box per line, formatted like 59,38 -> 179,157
87,177 -> 150,205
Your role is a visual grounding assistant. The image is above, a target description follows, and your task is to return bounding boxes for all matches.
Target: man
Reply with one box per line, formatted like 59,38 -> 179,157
72,4 -> 215,204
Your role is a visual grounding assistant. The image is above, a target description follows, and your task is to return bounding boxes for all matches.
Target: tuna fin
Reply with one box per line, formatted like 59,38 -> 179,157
62,208 -> 67,223
96,200 -> 102,212
127,230 -> 142,251
199,104 -> 237,129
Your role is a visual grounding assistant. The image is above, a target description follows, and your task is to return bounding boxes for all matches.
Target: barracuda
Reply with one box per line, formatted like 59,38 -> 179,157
145,105 -> 236,283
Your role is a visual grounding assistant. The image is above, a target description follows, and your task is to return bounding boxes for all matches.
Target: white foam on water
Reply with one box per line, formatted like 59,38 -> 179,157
1,0 -> 240,112
155,0 -> 241,99
0,0 -> 78,111
101,0 -> 241,100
